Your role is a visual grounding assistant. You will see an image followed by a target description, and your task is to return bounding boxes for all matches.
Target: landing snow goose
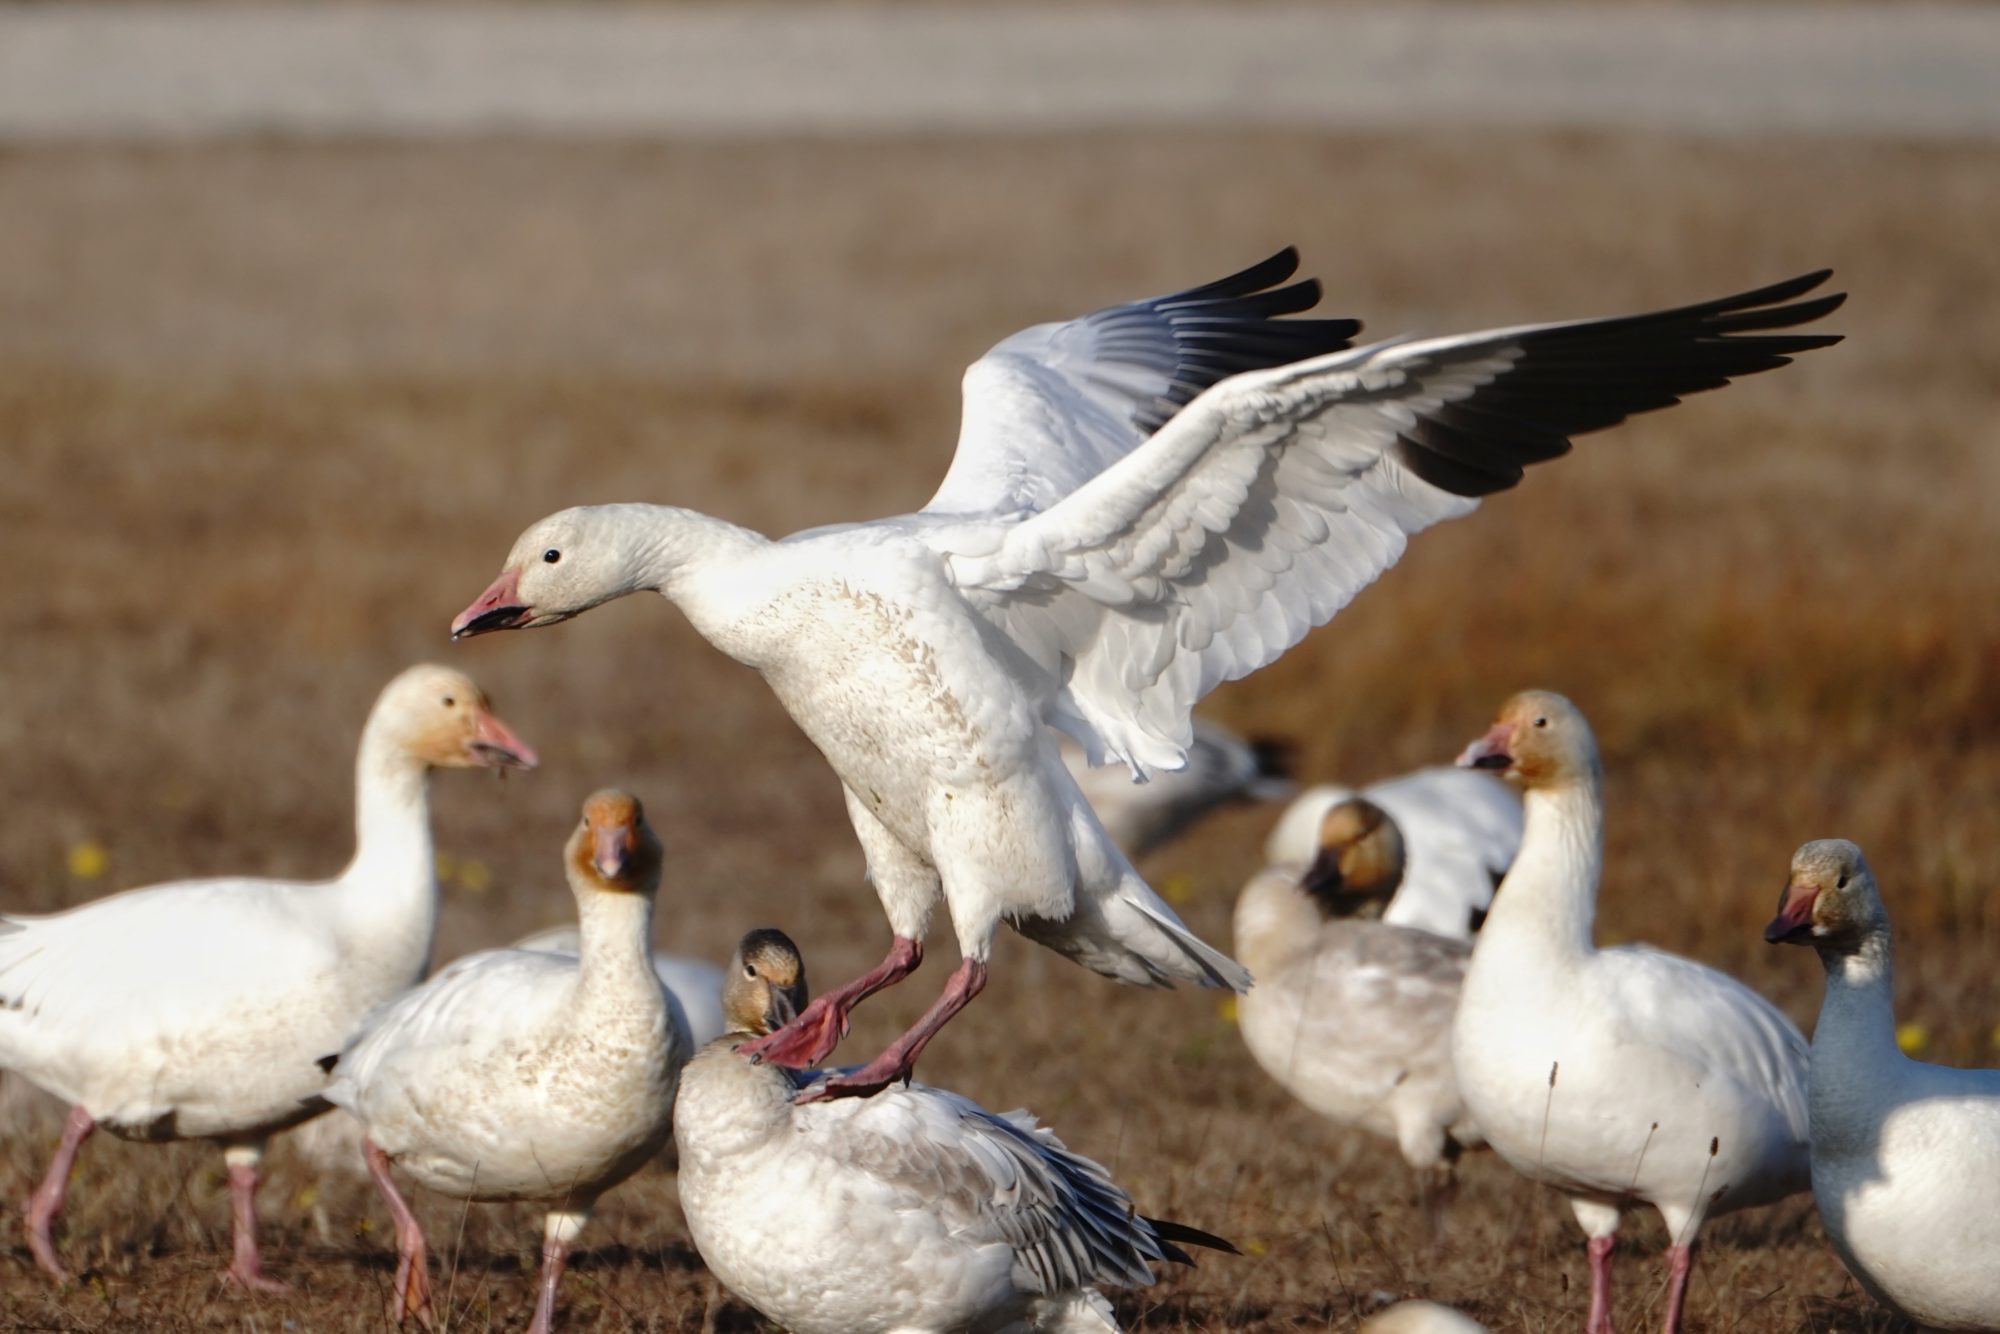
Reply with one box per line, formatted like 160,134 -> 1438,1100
1262,767 -> 1521,941
1450,691 -> 1809,1334
452,250 -> 1843,1099
1060,717 -> 1291,858
0,664 -> 535,1289
674,927 -> 1233,1334
326,791 -> 688,1334
1766,839 -> 2000,1330
1234,802 -> 1479,1212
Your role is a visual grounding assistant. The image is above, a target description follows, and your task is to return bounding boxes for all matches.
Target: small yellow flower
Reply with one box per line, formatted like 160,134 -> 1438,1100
1895,1023 -> 1928,1055
1217,997 -> 1239,1025
456,859 -> 493,895
435,852 -> 457,881
1242,1237 -> 1269,1257
294,1184 -> 319,1210
1160,874 -> 1196,906
66,841 -> 109,880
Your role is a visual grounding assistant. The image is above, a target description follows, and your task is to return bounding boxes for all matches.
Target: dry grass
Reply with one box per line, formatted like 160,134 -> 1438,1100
0,130 -> 1994,1331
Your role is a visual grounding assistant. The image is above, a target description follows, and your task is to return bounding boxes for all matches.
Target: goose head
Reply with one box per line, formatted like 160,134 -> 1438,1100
453,507 -> 641,639
722,928 -> 809,1038
376,664 -> 538,770
1765,838 -> 1887,952
1299,797 -> 1407,917
1456,689 -> 1599,792
565,789 -> 664,895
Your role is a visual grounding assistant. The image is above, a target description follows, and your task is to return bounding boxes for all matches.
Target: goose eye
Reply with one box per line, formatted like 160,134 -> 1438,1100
543,549 -> 562,564
743,963 -> 757,979
441,695 -> 456,708
1837,873 -> 1849,889
1534,717 -> 1548,728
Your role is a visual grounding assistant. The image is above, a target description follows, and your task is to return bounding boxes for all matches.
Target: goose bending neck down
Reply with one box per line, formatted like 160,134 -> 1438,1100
1766,840 -> 2000,1330
326,790 -> 687,1334
675,928 -> 1234,1333
1232,803 -> 1480,1221
1450,691 -> 1809,1334
453,251 -> 1841,1098
0,665 -> 535,1290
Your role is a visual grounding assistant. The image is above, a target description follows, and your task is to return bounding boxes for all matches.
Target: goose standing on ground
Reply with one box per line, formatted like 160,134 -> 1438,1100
1766,839 -> 2000,1330
1234,801 -> 1479,1210
289,923 -> 720,1182
452,250 -> 1842,1098
1262,767 -> 1521,941
326,791 -> 688,1334
1450,692 -> 1808,1334
0,665 -> 536,1289
1060,717 -> 1291,859
675,928 -> 1232,1334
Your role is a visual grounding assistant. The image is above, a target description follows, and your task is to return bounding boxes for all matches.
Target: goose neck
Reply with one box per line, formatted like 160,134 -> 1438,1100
343,728 -> 436,895
1815,931 -> 1900,1064
611,504 -> 768,605
571,887 -> 663,1009
1483,777 -> 1603,960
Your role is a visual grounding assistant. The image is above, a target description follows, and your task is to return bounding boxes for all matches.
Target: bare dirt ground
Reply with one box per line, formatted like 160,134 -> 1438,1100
0,131 -> 1994,1331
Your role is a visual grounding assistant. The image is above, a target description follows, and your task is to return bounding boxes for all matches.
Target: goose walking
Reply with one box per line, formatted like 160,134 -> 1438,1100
0,665 -> 535,1289
452,251 -> 1842,1098
1262,767 -> 1521,941
326,791 -> 688,1333
1766,840 -> 2000,1330
1450,692 -> 1809,1334
1234,801 -> 1480,1208
675,927 -> 1231,1333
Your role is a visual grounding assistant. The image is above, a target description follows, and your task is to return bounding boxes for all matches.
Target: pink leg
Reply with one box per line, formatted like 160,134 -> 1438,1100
222,1144 -> 290,1294
796,957 -> 987,1102
1586,1233 -> 1617,1334
364,1138 -> 432,1325
23,1105 -> 94,1283
526,1232 -> 572,1334
741,935 -> 922,1069
1661,1243 -> 1695,1334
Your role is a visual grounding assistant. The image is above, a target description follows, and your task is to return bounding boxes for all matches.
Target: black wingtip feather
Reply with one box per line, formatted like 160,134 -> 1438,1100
1128,249 -> 1362,437
1390,268 -> 1843,498
1146,1216 -> 1241,1262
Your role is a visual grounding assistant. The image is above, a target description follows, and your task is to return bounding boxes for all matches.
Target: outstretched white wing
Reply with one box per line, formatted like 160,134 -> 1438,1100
927,269 -> 1842,774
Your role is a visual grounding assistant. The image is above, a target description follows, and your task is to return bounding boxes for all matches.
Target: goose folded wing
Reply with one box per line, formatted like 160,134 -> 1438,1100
930,272 -> 1842,775
805,1082 -> 1186,1293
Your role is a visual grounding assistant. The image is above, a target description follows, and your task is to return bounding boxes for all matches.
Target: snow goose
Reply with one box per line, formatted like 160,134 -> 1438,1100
0,664 -> 535,1289
1450,691 -> 1809,1334
1234,804 -> 1480,1210
288,924 -> 721,1183
452,250 -> 1842,1099
1060,717 -> 1291,859
1262,768 -> 1521,941
326,790 -> 688,1333
1766,839 -> 2000,1330
675,927 -> 1232,1334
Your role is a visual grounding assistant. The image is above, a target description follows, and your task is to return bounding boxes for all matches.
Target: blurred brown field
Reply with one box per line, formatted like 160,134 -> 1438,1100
0,130 -> 1995,1331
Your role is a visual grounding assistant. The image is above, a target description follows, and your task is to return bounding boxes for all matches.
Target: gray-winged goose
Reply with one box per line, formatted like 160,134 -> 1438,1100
674,928 -> 1231,1333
